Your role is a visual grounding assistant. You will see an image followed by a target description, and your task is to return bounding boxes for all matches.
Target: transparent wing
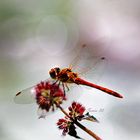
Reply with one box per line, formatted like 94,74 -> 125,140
79,57 -> 107,84
14,78 -> 52,104
14,85 -> 36,104
14,78 -> 82,112
60,83 -> 83,109
69,43 -> 108,84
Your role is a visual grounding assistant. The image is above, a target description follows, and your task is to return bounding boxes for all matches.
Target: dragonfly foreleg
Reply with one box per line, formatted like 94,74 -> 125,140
62,82 -> 66,97
65,83 -> 70,91
52,80 -> 59,85
52,103 -> 55,112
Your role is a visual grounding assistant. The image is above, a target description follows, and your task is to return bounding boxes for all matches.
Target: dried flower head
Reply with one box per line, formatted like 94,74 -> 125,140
68,101 -> 85,119
57,117 -> 81,139
34,81 -> 66,117
57,117 -> 71,136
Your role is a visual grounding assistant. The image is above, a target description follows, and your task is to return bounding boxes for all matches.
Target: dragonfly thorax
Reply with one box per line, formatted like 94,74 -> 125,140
58,68 -> 78,83
49,67 -> 78,83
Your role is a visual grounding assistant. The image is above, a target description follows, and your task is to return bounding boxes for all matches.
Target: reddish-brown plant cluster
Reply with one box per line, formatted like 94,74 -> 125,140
57,117 -> 71,136
34,81 -> 66,113
57,102 -> 87,139
68,101 -> 85,119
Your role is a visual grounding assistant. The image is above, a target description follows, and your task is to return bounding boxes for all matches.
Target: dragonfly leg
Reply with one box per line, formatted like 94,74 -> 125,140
52,80 -> 59,85
65,83 -> 70,91
53,81 -> 61,92
52,80 -> 61,91
62,82 -> 66,97
52,103 -> 55,112
58,81 -> 61,87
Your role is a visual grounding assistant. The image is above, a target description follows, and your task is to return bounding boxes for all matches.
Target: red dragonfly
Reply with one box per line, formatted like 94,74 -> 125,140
48,44 -> 123,98
49,61 -> 123,98
15,44 -> 123,115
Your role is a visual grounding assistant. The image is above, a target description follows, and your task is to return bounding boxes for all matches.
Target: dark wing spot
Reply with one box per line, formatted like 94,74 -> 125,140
101,57 -> 105,60
82,44 -> 86,48
16,92 -> 21,96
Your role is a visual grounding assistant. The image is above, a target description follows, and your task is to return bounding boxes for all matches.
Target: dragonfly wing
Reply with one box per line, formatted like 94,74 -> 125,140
70,44 -> 107,84
14,86 -> 36,104
60,83 -> 83,109
79,57 -> 107,84
69,38 -> 109,70
14,78 -> 54,104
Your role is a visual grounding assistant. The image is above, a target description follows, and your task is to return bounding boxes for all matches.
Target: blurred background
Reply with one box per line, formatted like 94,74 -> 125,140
0,0 -> 140,140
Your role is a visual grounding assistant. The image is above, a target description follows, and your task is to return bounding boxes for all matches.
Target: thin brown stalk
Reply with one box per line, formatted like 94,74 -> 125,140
56,103 -> 102,140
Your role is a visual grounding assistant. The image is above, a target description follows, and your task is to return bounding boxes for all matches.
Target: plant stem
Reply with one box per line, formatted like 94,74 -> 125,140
73,120 -> 102,140
56,103 -> 102,140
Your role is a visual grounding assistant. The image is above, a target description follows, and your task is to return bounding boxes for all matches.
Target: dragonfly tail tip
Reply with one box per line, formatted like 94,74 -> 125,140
115,93 -> 123,98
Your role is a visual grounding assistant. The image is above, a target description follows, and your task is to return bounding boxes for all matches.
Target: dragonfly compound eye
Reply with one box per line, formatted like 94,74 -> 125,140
49,69 -> 57,79
55,67 -> 60,74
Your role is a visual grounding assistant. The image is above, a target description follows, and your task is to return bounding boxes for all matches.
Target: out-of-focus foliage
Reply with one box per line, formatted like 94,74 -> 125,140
0,0 -> 73,39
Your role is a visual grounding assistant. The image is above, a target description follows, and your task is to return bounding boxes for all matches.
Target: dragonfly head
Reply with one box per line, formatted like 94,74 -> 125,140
49,67 -> 60,79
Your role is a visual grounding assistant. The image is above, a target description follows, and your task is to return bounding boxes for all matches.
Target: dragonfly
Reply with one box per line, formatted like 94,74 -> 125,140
15,44 -> 123,117
49,60 -> 123,98
48,44 -> 123,98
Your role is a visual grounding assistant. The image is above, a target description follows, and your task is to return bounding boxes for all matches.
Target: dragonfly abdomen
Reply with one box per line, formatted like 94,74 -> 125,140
74,78 -> 123,98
